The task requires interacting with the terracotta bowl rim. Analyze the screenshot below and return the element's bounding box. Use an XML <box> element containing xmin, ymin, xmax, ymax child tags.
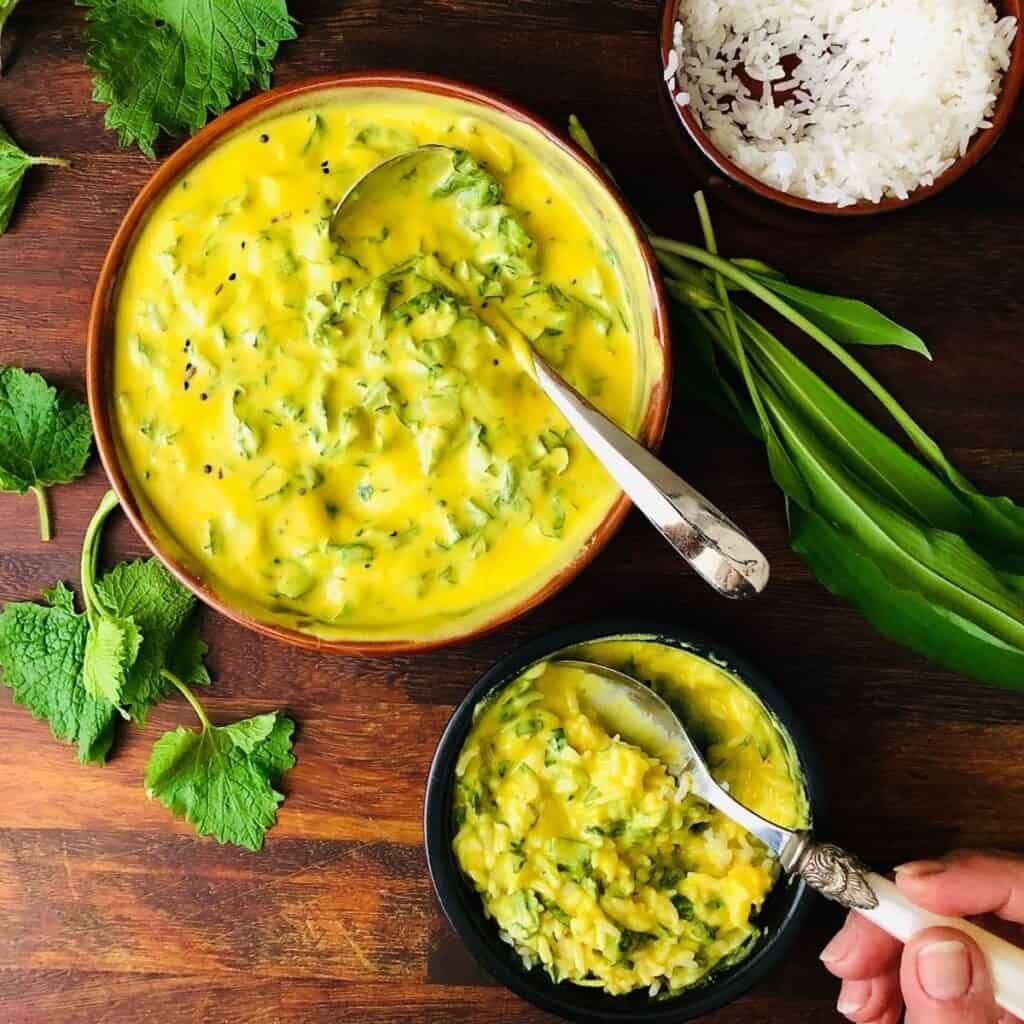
<box><xmin>658</xmin><ymin>0</ymin><xmax>1024</xmax><ymax>217</ymax></box>
<box><xmin>87</xmin><ymin>70</ymin><xmax>673</xmax><ymax>657</ymax></box>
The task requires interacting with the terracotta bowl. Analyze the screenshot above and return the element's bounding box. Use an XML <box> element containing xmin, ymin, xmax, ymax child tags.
<box><xmin>659</xmin><ymin>0</ymin><xmax>1024</xmax><ymax>216</ymax></box>
<box><xmin>87</xmin><ymin>71</ymin><xmax>672</xmax><ymax>657</ymax></box>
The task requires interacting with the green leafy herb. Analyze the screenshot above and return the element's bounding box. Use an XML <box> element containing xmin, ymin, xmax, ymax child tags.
<box><xmin>0</xmin><ymin>0</ymin><xmax>21</xmax><ymax>73</ymax></box>
<box><xmin>146</xmin><ymin>670</ymin><xmax>295</xmax><ymax>851</ymax></box>
<box><xmin>0</xmin><ymin>123</ymin><xmax>68</xmax><ymax>234</ymax></box>
<box><xmin>570</xmin><ymin>119</ymin><xmax>1024</xmax><ymax>691</ymax></box>
<box><xmin>0</xmin><ymin>366</ymin><xmax>91</xmax><ymax>540</ymax></box>
<box><xmin>0</xmin><ymin>491</ymin><xmax>207</xmax><ymax>760</ymax></box>
<box><xmin>79</xmin><ymin>0</ymin><xmax>297</xmax><ymax>157</ymax></box>
<box><xmin>0</xmin><ymin>582</ymin><xmax>117</xmax><ymax>763</ymax></box>
<box><xmin>618</xmin><ymin>929</ymin><xmax>656</xmax><ymax>954</ymax></box>
<box><xmin>79</xmin><ymin>492</ymin><xmax>142</xmax><ymax>706</ymax></box>
<box><xmin>0</xmin><ymin>493</ymin><xmax>291</xmax><ymax>850</ymax></box>
<box><xmin>741</xmin><ymin>268</ymin><xmax>931</xmax><ymax>358</ymax></box>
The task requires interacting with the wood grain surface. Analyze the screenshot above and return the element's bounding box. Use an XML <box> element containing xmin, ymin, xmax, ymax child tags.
<box><xmin>1</xmin><ymin>1</ymin><xmax>1023</xmax><ymax>1022</ymax></box>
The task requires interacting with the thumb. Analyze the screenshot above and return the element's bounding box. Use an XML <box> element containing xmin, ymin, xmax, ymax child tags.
<box><xmin>900</xmin><ymin>926</ymin><xmax>998</xmax><ymax>1024</ymax></box>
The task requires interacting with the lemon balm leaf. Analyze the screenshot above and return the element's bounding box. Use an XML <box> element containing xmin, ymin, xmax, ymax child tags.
<box><xmin>146</xmin><ymin>671</ymin><xmax>295</xmax><ymax>851</ymax></box>
<box><xmin>0</xmin><ymin>0</ymin><xmax>22</xmax><ymax>74</ymax></box>
<box><xmin>0</xmin><ymin>122</ymin><xmax>68</xmax><ymax>233</ymax></box>
<box><xmin>79</xmin><ymin>0</ymin><xmax>297</xmax><ymax>158</ymax></box>
<box><xmin>0</xmin><ymin>366</ymin><xmax>91</xmax><ymax>540</ymax></box>
<box><xmin>82</xmin><ymin>612</ymin><xmax>141</xmax><ymax>706</ymax></box>
<box><xmin>95</xmin><ymin>559</ymin><xmax>208</xmax><ymax>724</ymax></box>
<box><xmin>0</xmin><ymin>493</ymin><xmax>210</xmax><ymax>761</ymax></box>
<box><xmin>0</xmin><ymin>582</ymin><xmax>118</xmax><ymax>764</ymax></box>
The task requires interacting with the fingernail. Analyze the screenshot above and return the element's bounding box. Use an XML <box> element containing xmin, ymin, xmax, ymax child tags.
<box><xmin>895</xmin><ymin>860</ymin><xmax>947</xmax><ymax>878</ymax></box>
<box><xmin>917</xmin><ymin>939</ymin><xmax>971</xmax><ymax>1001</ymax></box>
<box><xmin>821</xmin><ymin>919</ymin><xmax>853</xmax><ymax>965</ymax></box>
<box><xmin>837</xmin><ymin>981</ymin><xmax>869</xmax><ymax>1015</ymax></box>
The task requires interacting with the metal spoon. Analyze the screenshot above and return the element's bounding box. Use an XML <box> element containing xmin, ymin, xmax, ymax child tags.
<box><xmin>330</xmin><ymin>145</ymin><xmax>769</xmax><ymax>599</ymax></box>
<box><xmin>560</xmin><ymin>658</ymin><xmax>1024</xmax><ymax>1017</ymax></box>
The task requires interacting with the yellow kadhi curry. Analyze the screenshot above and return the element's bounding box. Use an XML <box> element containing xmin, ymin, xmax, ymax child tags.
<box><xmin>452</xmin><ymin>638</ymin><xmax>809</xmax><ymax>996</ymax></box>
<box><xmin>111</xmin><ymin>89</ymin><xmax>660</xmax><ymax>642</ymax></box>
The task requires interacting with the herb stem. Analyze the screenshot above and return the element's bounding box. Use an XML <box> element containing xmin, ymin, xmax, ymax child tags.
<box><xmin>651</xmin><ymin>233</ymin><xmax>955</xmax><ymax>476</ymax></box>
<box><xmin>32</xmin><ymin>485</ymin><xmax>50</xmax><ymax>542</ymax></box>
<box><xmin>161</xmin><ymin>669</ymin><xmax>212</xmax><ymax>731</ymax></box>
<box><xmin>79</xmin><ymin>489</ymin><xmax>120</xmax><ymax>615</ymax></box>
<box><xmin>28</xmin><ymin>156</ymin><xmax>70</xmax><ymax>169</ymax></box>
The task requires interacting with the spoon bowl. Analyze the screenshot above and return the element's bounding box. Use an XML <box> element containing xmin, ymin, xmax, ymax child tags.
<box><xmin>557</xmin><ymin>657</ymin><xmax>1024</xmax><ymax>1017</ymax></box>
<box><xmin>330</xmin><ymin>144</ymin><xmax>770</xmax><ymax>599</ymax></box>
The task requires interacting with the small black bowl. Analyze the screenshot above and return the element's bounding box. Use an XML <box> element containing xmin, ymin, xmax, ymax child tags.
<box><xmin>424</xmin><ymin>619</ymin><xmax>825</xmax><ymax>1023</ymax></box>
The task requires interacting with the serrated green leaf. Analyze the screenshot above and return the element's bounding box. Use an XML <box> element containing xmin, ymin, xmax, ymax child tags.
<box><xmin>82</xmin><ymin>612</ymin><xmax>141</xmax><ymax>705</ymax></box>
<box><xmin>0</xmin><ymin>582</ymin><xmax>117</xmax><ymax>764</ymax></box>
<box><xmin>0</xmin><ymin>0</ymin><xmax>22</xmax><ymax>72</ymax></box>
<box><xmin>145</xmin><ymin>683</ymin><xmax>295</xmax><ymax>851</ymax></box>
<box><xmin>94</xmin><ymin>558</ymin><xmax>206</xmax><ymax>723</ymax></box>
<box><xmin>0</xmin><ymin>366</ymin><xmax>91</xmax><ymax>539</ymax></box>
<box><xmin>79</xmin><ymin>0</ymin><xmax>297</xmax><ymax>158</ymax></box>
<box><xmin>0</xmin><ymin>122</ymin><xmax>68</xmax><ymax>234</ymax></box>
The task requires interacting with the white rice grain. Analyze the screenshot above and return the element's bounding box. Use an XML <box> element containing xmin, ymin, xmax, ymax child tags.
<box><xmin>670</xmin><ymin>0</ymin><xmax>1017</xmax><ymax>205</ymax></box>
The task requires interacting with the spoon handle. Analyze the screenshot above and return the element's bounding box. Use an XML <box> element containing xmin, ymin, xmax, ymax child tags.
<box><xmin>783</xmin><ymin>837</ymin><xmax>1024</xmax><ymax>1017</ymax></box>
<box><xmin>530</xmin><ymin>353</ymin><xmax>769</xmax><ymax>599</ymax></box>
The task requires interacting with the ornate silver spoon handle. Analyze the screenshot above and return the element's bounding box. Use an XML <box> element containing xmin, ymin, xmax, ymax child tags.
<box><xmin>782</xmin><ymin>834</ymin><xmax>1024</xmax><ymax>1017</ymax></box>
<box><xmin>691</xmin><ymin>775</ymin><xmax>1024</xmax><ymax>1016</ymax></box>
<box><xmin>529</xmin><ymin>351</ymin><xmax>769</xmax><ymax>599</ymax></box>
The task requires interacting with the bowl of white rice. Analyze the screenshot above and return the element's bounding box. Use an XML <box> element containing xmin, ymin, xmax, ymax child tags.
<box><xmin>660</xmin><ymin>0</ymin><xmax>1022</xmax><ymax>214</ymax></box>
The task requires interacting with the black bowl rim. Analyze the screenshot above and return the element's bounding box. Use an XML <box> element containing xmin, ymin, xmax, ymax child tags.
<box><xmin>423</xmin><ymin>618</ymin><xmax>826</xmax><ymax>1023</ymax></box>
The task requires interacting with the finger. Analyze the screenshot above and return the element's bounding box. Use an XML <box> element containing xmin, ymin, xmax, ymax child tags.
<box><xmin>836</xmin><ymin>971</ymin><xmax>901</xmax><ymax>1022</ymax></box>
<box><xmin>896</xmin><ymin>850</ymin><xmax>1024</xmax><ymax>923</ymax></box>
<box><xmin>901</xmin><ymin>926</ymin><xmax>997</xmax><ymax>1024</ymax></box>
<box><xmin>861</xmin><ymin>1010</ymin><xmax>901</xmax><ymax>1024</ymax></box>
<box><xmin>821</xmin><ymin>911</ymin><xmax>903</xmax><ymax>980</ymax></box>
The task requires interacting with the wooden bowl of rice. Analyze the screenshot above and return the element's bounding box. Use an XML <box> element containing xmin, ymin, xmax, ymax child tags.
<box><xmin>659</xmin><ymin>0</ymin><xmax>1023</xmax><ymax>215</ymax></box>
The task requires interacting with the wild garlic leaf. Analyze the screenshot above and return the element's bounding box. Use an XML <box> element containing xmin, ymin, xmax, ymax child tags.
<box><xmin>146</xmin><ymin>672</ymin><xmax>295</xmax><ymax>851</ymax></box>
<box><xmin>0</xmin><ymin>366</ymin><xmax>92</xmax><ymax>541</ymax></box>
<box><xmin>735</xmin><ymin>307</ymin><xmax>1022</xmax><ymax>562</ymax></box>
<box><xmin>673</xmin><ymin>307</ymin><xmax>761</xmax><ymax>437</ymax></box>
<box><xmin>790</xmin><ymin>502</ymin><xmax>1024</xmax><ymax>691</ymax></box>
<box><xmin>0</xmin><ymin>123</ymin><xmax>68</xmax><ymax>233</ymax></box>
<box><xmin>746</xmin><ymin>272</ymin><xmax>931</xmax><ymax>359</ymax></box>
<box><xmin>0</xmin><ymin>582</ymin><xmax>117</xmax><ymax>763</ymax></box>
<box><xmin>79</xmin><ymin>0</ymin><xmax>297</xmax><ymax>158</ymax></box>
<box><xmin>761</xmin><ymin>382</ymin><xmax>1024</xmax><ymax>650</ymax></box>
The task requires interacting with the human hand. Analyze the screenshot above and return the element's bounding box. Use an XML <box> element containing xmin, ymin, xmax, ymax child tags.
<box><xmin>820</xmin><ymin>850</ymin><xmax>1024</xmax><ymax>1024</ymax></box>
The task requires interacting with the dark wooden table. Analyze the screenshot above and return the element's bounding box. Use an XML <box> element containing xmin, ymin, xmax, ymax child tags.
<box><xmin>1</xmin><ymin>2</ymin><xmax>1022</xmax><ymax>1021</ymax></box>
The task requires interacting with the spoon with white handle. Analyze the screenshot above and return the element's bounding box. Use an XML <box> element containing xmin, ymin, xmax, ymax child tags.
<box><xmin>330</xmin><ymin>145</ymin><xmax>769</xmax><ymax>598</ymax></box>
<box><xmin>560</xmin><ymin>658</ymin><xmax>1024</xmax><ymax>1017</ymax></box>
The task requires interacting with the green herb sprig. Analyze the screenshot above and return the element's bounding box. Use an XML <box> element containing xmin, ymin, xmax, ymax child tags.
<box><xmin>569</xmin><ymin>118</ymin><xmax>1024</xmax><ymax>690</ymax></box>
<box><xmin>0</xmin><ymin>366</ymin><xmax>91</xmax><ymax>540</ymax></box>
<box><xmin>0</xmin><ymin>123</ymin><xmax>67</xmax><ymax>235</ymax></box>
<box><xmin>79</xmin><ymin>0</ymin><xmax>297</xmax><ymax>157</ymax></box>
<box><xmin>0</xmin><ymin>491</ymin><xmax>295</xmax><ymax>848</ymax></box>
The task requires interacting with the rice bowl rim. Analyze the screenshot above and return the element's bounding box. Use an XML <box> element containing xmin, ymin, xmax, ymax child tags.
<box><xmin>658</xmin><ymin>0</ymin><xmax>1024</xmax><ymax>216</ymax></box>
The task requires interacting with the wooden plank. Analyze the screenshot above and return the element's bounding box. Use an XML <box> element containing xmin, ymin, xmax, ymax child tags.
<box><xmin>0</xmin><ymin>0</ymin><xmax>1023</xmax><ymax>1019</ymax></box>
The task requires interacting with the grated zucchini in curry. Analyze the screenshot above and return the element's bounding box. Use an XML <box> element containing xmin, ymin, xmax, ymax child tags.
<box><xmin>453</xmin><ymin>639</ymin><xmax>809</xmax><ymax>996</ymax></box>
<box><xmin>112</xmin><ymin>90</ymin><xmax>660</xmax><ymax>642</ymax></box>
